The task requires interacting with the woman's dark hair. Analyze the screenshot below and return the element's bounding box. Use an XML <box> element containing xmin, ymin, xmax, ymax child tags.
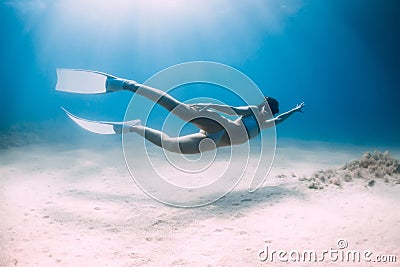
<box><xmin>258</xmin><ymin>96</ymin><xmax>279</xmax><ymax>115</ymax></box>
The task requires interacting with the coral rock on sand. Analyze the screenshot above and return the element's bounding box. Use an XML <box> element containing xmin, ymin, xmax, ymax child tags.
<box><xmin>301</xmin><ymin>151</ymin><xmax>400</xmax><ymax>189</ymax></box>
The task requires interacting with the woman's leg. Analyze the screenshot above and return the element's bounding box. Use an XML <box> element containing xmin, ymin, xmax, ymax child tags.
<box><xmin>124</xmin><ymin>81</ymin><xmax>228</xmax><ymax>134</ymax></box>
<box><xmin>130</xmin><ymin>125</ymin><xmax>213</xmax><ymax>154</ymax></box>
<box><xmin>130</xmin><ymin>125</ymin><xmax>173</xmax><ymax>151</ymax></box>
<box><xmin>124</xmin><ymin>82</ymin><xmax>194</xmax><ymax>120</ymax></box>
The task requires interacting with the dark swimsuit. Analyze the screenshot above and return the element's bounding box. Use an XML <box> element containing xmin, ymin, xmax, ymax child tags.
<box><xmin>204</xmin><ymin>113</ymin><xmax>260</xmax><ymax>147</ymax></box>
<box><xmin>241</xmin><ymin>114</ymin><xmax>261</xmax><ymax>140</ymax></box>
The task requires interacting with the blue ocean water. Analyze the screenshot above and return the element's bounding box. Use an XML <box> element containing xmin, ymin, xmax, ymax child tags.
<box><xmin>1</xmin><ymin>0</ymin><xmax>399</xmax><ymax>147</ymax></box>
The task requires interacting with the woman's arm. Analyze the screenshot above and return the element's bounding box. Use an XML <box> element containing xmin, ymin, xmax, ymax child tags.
<box><xmin>261</xmin><ymin>102</ymin><xmax>305</xmax><ymax>129</ymax></box>
<box><xmin>191</xmin><ymin>103</ymin><xmax>255</xmax><ymax>116</ymax></box>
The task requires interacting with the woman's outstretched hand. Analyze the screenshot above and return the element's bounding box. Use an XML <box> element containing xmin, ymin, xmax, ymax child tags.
<box><xmin>294</xmin><ymin>102</ymin><xmax>305</xmax><ymax>113</ymax></box>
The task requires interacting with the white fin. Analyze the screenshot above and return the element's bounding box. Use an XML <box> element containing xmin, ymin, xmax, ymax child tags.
<box><xmin>61</xmin><ymin>108</ymin><xmax>141</xmax><ymax>135</ymax></box>
<box><xmin>56</xmin><ymin>69</ymin><xmax>108</xmax><ymax>94</ymax></box>
<box><xmin>62</xmin><ymin>107</ymin><xmax>119</xmax><ymax>134</ymax></box>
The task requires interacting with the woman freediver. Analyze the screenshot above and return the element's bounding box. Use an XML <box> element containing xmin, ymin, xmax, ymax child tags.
<box><xmin>57</xmin><ymin>69</ymin><xmax>304</xmax><ymax>154</ymax></box>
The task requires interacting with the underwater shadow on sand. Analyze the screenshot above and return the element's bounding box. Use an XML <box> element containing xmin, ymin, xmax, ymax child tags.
<box><xmin>202</xmin><ymin>184</ymin><xmax>304</xmax><ymax>213</ymax></box>
<box><xmin>63</xmin><ymin>183</ymin><xmax>304</xmax><ymax>212</ymax></box>
<box><xmin>43</xmin><ymin>184</ymin><xmax>304</xmax><ymax>232</ymax></box>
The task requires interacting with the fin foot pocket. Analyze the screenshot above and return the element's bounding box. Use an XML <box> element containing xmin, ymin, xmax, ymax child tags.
<box><xmin>105</xmin><ymin>77</ymin><xmax>128</xmax><ymax>92</ymax></box>
<box><xmin>113</xmin><ymin>119</ymin><xmax>142</xmax><ymax>134</ymax></box>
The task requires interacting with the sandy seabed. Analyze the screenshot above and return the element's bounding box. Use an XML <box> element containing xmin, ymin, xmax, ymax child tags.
<box><xmin>0</xmin><ymin>138</ymin><xmax>399</xmax><ymax>266</ymax></box>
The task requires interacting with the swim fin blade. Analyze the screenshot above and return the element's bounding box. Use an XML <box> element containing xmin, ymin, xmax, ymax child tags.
<box><xmin>61</xmin><ymin>107</ymin><xmax>140</xmax><ymax>134</ymax></box>
<box><xmin>56</xmin><ymin>69</ymin><xmax>126</xmax><ymax>94</ymax></box>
